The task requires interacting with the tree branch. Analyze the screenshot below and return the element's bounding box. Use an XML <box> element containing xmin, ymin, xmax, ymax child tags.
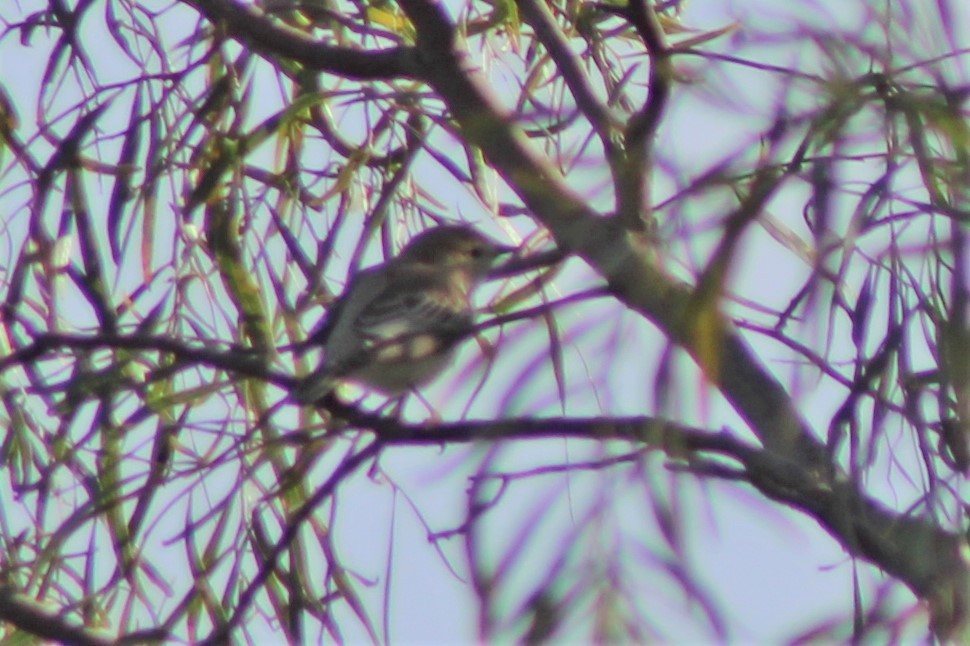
<box><xmin>386</xmin><ymin>0</ymin><xmax>970</xmax><ymax>637</ymax></box>
<box><xmin>179</xmin><ymin>0</ymin><xmax>419</xmax><ymax>79</ymax></box>
<box><xmin>0</xmin><ymin>332</ymin><xmax>296</xmax><ymax>390</ymax></box>
<box><xmin>616</xmin><ymin>0</ymin><xmax>671</xmax><ymax>230</ymax></box>
<box><xmin>0</xmin><ymin>587</ymin><xmax>119</xmax><ymax>646</ymax></box>
<box><xmin>513</xmin><ymin>0</ymin><xmax>617</xmax><ymax>146</ymax></box>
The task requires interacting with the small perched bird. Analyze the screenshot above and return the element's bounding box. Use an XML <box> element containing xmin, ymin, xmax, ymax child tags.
<box><xmin>294</xmin><ymin>224</ymin><xmax>515</xmax><ymax>403</ymax></box>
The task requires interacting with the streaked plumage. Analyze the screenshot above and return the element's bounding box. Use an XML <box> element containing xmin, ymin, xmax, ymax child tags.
<box><xmin>294</xmin><ymin>225</ymin><xmax>513</xmax><ymax>402</ymax></box>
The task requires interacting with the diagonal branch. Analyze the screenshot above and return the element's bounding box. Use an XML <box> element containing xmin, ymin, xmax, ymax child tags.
<box><xmin>390</xmin><ymin>0</ymin><xmax>970</xmax><ymax>637</ymax></box>
<box><xmin>396</xmin><ymin>0</ymin><xmax>818</xmax><ymax>462</ymax></box>
<box><xmin>0</xmin><ymin>586</ymin><xmax>166</xmax><ymax>646</ymax></box>
<box><xmin>180</xmin><ymin>0</ymin><xmax>419</xmax><ymax>79</ymax></box>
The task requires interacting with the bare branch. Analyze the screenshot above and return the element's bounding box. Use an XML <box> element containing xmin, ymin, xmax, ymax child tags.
<box><xmin>180</xmin><ymin>0</ymin><xmax>419</xmax><ymax>79</ymax></box>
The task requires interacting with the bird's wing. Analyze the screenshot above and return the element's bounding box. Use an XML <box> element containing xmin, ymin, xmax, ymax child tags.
<box><xmin>301</xmin><ymin>266</ymin><xmax>384</xmax><ymax>350</ymax></box>
<box><xmin>293</xmin><ymin>267</ymin><xmax>389</xmax><ymax>402</ymax></box>
<box><xmin>353</xmin><ymin>270</ymin><xmax>471</xmax><ymax>344</ymax></box>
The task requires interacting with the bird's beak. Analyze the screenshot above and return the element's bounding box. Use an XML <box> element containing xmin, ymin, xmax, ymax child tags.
<box><xmin>488</xmin><ymin>247</ymin><xmax>564</xmax><ymax>279</ymax></box>
<box><xmin>483</xmin><ymin>243</ymin><xmax>517</xmax><ymax>279</ymax></box>
<box><xmin>487</xmin><ymin>243</ymin><xmax>517</xmax><ymax>272</ymax></box>
<box><xmin>493</xmin><ymin>243</ymin><xmax>517</xmax><ymax>257</ymax></box>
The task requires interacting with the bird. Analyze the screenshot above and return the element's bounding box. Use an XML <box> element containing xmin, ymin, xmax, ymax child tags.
<box><xmin>293</xmin><ymin>224</ymin><xmax>515</xmax><ymax>403</ymax></box>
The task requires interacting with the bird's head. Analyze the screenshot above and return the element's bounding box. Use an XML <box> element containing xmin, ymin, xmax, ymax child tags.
<box><xmin>398</xmin><ymin>224</ymin><xmax>515</xmax><ymax>276</ymax></box>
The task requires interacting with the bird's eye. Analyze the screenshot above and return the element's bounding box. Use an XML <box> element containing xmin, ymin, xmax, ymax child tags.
<box><xmin>468</xmin><ymin>245</ymin><xmax>486</xmax><ymax>258</ymax></box>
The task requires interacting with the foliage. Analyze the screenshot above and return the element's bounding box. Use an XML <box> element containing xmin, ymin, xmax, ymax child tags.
<box><xmin>1</xmin><ymin>0</ymin><xmax>969</xmax><ymax>643</ymax></box>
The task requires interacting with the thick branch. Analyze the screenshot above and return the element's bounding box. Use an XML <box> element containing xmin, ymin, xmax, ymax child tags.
<box><xmin>396</xmin><ymin>0</ymin><xmax>815</xmax><ymax>461</ymax></box>
<box><xmin>180</xmin><ymin>0</ymin><xmax>419</xmax><ymax>79</ymax></box>
<box><xmin>0</xmin><ymin>587</ymin><xmax>114</xmax><ymax>646</ymax></box>
<box><xmin>389</xmin><ymin>0</ymin><xmax>970</xmax><ymax>637</ymax></box>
